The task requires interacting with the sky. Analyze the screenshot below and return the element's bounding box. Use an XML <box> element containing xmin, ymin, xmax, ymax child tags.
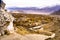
<box><xmin>3</xmin><ymin>0</ymin><xmax>60</xmax><ymax>8</ymax></box>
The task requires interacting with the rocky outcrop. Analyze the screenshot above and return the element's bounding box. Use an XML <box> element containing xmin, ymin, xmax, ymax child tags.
<box><xmin>0</xmin><ymin>1</ymin><xmax>15</xmax><ymax>36</ymax></box>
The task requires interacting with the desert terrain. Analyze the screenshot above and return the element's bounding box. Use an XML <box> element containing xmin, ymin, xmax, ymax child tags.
<box><xmin>0</xmin><ymin>12</ymin><xmax>60</xmax><ymax>40</ymax></box>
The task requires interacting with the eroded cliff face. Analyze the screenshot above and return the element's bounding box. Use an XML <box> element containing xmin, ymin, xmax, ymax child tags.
<box><xmin>0</xmin><ymin>1</ymin><xmax>7</xmax><ymax>36</ymax></box>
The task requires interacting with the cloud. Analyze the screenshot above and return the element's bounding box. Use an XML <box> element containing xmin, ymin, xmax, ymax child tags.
<box><xmin>3</xmin><ymin>0</ymin><xmax>60</xmax><ymax>8</ymax></box>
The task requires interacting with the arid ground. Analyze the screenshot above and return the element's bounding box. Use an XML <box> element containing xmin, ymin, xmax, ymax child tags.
<box><xmin>0</xmin><ymin>12</ymin><xmax>60</xmax><ymax>40</ymax></box>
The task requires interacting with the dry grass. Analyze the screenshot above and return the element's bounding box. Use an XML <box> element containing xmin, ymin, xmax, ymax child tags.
<box><xmin>12</xmin><ymin>13</ymin><xmax>60</xmax><ymax>40</ymax></box>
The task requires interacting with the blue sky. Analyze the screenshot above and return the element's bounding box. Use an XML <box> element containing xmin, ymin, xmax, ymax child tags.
<box><xmin>3</xmin><ymin>0</ymin><xmax>60</xmax><ymax>8</ymax></box>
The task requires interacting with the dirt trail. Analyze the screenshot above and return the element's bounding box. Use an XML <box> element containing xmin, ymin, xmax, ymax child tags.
<box><xmin>0</xmin><ymin>32</ymin><xmax>52</xmax><ymax>40</ymax></box>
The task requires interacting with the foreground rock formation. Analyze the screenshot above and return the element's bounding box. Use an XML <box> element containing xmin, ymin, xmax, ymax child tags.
<box><xmin>0</xmin><ymin>1</ymin><xmax>15</xmax><ymax>36</ymax></box>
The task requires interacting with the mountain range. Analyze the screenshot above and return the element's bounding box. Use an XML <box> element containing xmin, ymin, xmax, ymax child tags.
<box><xmin>7</xmin><ymin>5</ymin><xmax>60</xmax><ymax>13</ymax></box>
<box><xmin>51</xmin><ymin>10</ymin><xmax>60</xmax><ymax>15</ymax></box>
